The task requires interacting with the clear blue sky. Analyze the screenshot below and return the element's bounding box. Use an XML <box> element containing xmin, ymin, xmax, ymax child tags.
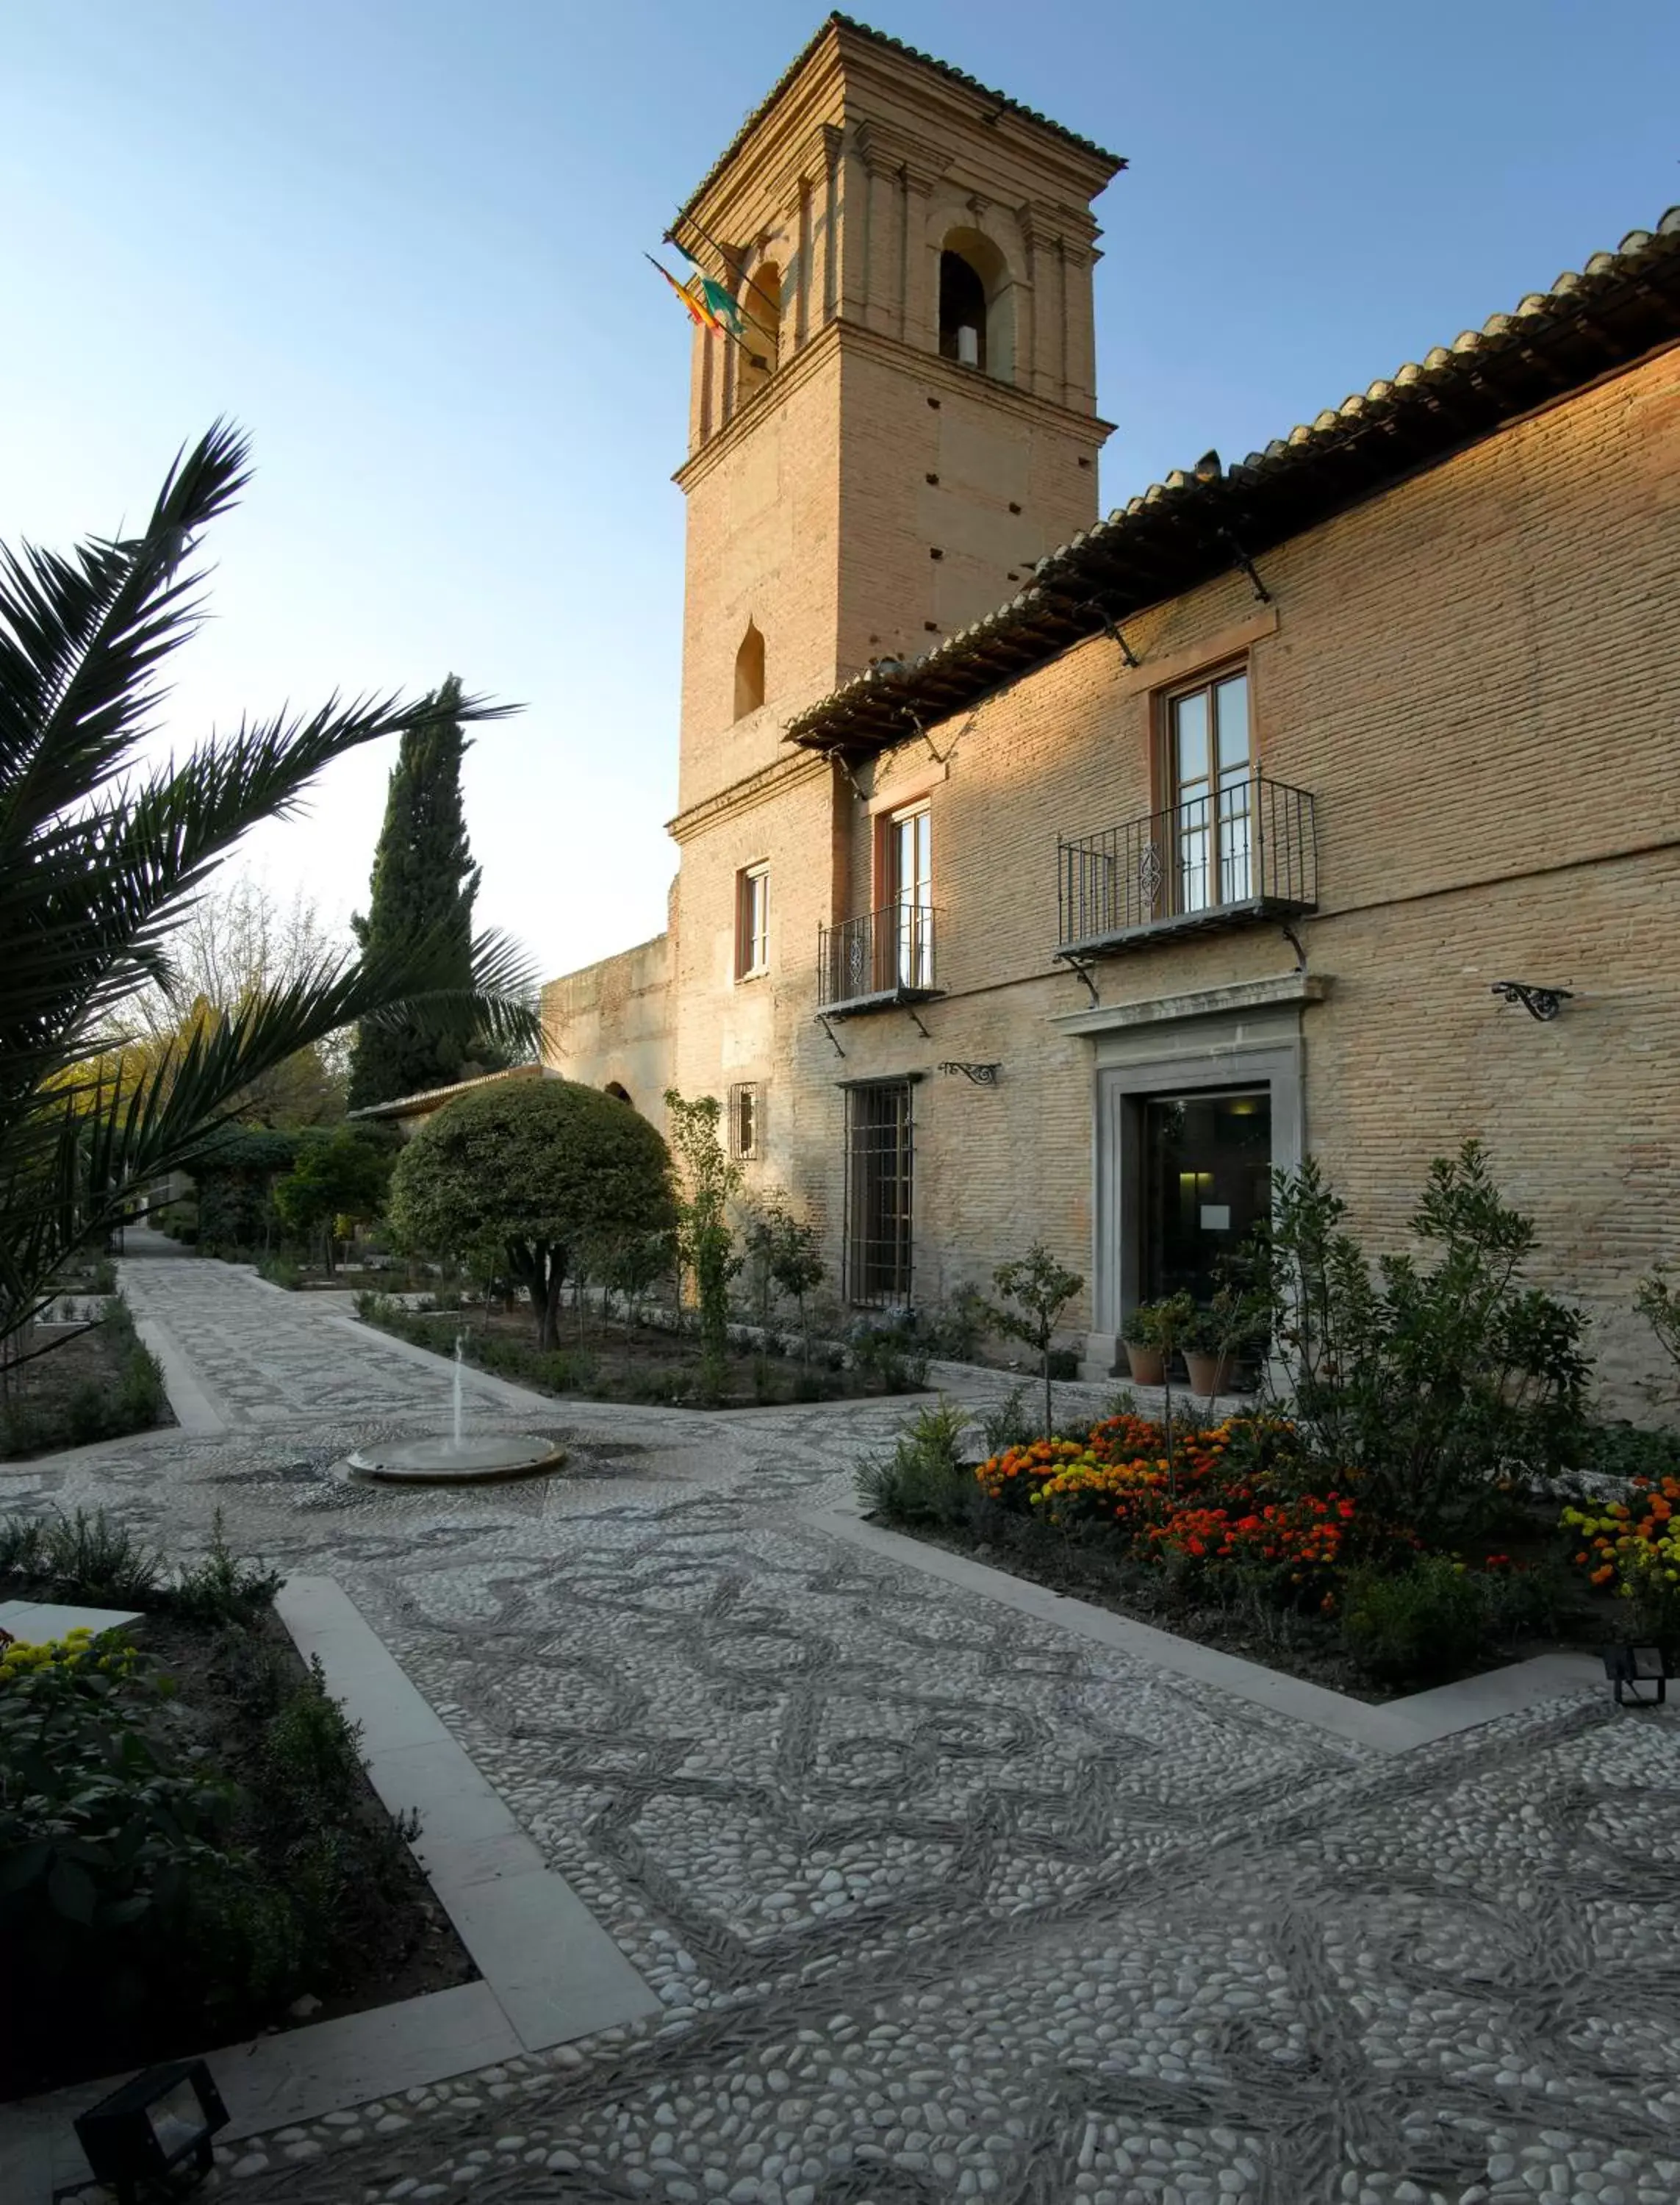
<box><xmin>6</xmin><ymin>1</ymin><xmax>1677</xmax><ymax>977</ymax></box>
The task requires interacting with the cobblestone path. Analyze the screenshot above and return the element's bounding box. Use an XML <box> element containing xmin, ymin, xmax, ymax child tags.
<box><xmin>6</xmin><ymin>1258</ymin><xmax>1679</xmax><ymax>2205</ymax></box>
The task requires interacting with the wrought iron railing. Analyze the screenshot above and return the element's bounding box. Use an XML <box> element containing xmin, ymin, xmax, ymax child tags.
<box><xmin>1058</xmin><ymin>774</ymin><xmax>1318</xmax><ymax>953</ymax></box>
<box><xmin>817</xmin><ymin>901</ymin><xmax>941</xmax><ymax>1010</ymax></box>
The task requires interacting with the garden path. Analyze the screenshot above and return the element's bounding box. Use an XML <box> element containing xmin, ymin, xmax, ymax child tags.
<box><xmin>4</xmin><ymin>1255</ymin><xmax>1679</xmax><ymax>2205</ymax></box>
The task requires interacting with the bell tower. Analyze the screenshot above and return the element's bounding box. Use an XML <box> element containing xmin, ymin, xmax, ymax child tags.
<box><xmin>670</xmin><ymin>15</ymin><xmax>1123</xmax><ymax>817</ymax></box>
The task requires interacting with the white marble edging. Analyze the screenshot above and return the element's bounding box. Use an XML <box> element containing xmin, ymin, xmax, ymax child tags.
<box><xmin>2</xmin><ymin>1577</ymin><xmax>658</xmax><ymax>2204</ymax></box>
<box><xmin>803</xmin><ymin>1509</ymin><xmax>1608</xmax><ymax>1755</ymax></box>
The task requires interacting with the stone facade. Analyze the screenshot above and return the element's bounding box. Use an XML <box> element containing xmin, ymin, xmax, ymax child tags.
<box><xmin>545</xmin><ymin>19</ymin><xmax>1680</xmax><ymax>1415</ymax></box>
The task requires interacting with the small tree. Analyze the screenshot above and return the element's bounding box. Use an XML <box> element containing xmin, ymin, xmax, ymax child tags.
<box><xmin>741</xmin><ymin>1191</ymin><xmax>826</xmax><ymax>1357</ymax></box>
<box><xmin>272</xmin><ymin>1130</ymin><xmax>392</xmax><ymax>1272</ymax></box>
<box><xmin>1256</xmin><ymin>1140</ymin><xmax>1590</xmax><ymax>1535</ymax></box>
<box><xmin>664</xmin><ymin>1091</ymin><xmax>742</xmax><ymax>1398</ymax></box>
<box><xmin>389</xmin><ymin>1079</ymin><xmax>674</xmax><ymax>1347</ymax></box>
<box><xmin>988</xmin><ymin>1243</ymin><xmax>1084</xmax><ymax>1439</ymax></box>
<box><xmin>1635</xmin><ymin>1266</ymin><xmax>1680</xmax><ymax>1408</ymax></box>
<box><xmin>768</xmin><ymin>1211</ymin><xmax>825</xmax><ymax>1364</ymax></box>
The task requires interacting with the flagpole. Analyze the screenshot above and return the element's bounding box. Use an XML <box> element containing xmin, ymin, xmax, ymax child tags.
<box><xmin>643</xmin><ymin>254</ymin><xmax>767</xmax><ymax>368</ymax></box>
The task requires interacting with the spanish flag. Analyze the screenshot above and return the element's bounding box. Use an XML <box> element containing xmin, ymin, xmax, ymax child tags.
<box><xmin>645</xmin><ymin>255</ymin><xmax>745</xmax><ymax>337</ymax></box>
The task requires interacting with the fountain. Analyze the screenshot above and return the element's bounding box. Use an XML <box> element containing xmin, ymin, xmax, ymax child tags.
<box><xmin>344</xmin><ymin>1332</ymin><xmax>566</xmax><ymax>1485</ymax></box>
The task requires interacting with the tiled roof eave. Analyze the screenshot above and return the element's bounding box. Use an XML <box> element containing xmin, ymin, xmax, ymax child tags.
<box><xmin>785</xmin><ymin>209</ymin><xmax>1680</xmax><ymax>756</ymax></box>
<box><xmin>674</xmin><ymin>12</ymin><xmax>1124</xmax><ymax>232</ymax></box>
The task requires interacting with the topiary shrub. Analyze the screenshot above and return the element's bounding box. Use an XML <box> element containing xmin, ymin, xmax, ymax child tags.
<box><xmin>388</xmin><ymin>1077</ymin><xmax>675</xmax><ymax>1349</ymax></box>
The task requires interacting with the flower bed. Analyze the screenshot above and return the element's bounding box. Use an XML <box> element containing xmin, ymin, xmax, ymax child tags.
<box><xmin>0</xmin><ymin>1513</ymin><xmax>473</xmax><ymax>2098</ymax></box>
<box><xmin>1562</xmin><ymin>1469</ymin><xmax>1680</xmax><ymax>1641</ymax></box>
<box><xmin>864</xmin><ymin>1404</ymin><xmax>1596</xmax><ymax>1696</ymax></box>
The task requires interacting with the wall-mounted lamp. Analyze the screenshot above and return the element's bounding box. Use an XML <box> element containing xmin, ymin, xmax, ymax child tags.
<box><xmin>1491</xmin><ymin>980</ymin><xmax>1573</xmax><ymax>1022</ymax></box>
<box><xmin>938</xmin><ymin>1061</ymin><xmax>1000</xmax><ymax>1086</ymax></box>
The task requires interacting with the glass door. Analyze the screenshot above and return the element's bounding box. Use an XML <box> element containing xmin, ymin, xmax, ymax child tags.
<box><xmin>1139</xmin><ymin>1088</ymin><xmax>1272</xmax><ymax>1304</ymax></box>
<box><xmin>1168</xmin><ymin>669</ymin><xmax>1252</xmax><ymax>914</ymax></box>
<box><xmin>889</xmin><ymin>804</ymin><xmax>933</xmax><ymax>990</ymax></box>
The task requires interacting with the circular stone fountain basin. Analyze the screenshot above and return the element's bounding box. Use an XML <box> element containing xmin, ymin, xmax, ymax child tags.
<box><xmin>345</xmin><ymin>1435</ymin><xmax>566</xmax><ymax>1485</ymax></box>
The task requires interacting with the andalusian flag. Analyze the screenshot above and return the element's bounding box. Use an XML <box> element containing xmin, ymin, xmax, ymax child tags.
<box><xmin>645</xmin><ymin>255</ymin><xmax>745</xmax><ymax>337</ymax></box>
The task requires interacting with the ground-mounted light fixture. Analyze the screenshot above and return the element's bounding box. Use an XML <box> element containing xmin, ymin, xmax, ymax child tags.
<box><xmin>73</xmin><ymin>2058</ymin><xmax>229</xmax><ymax>2204</ymax></box>
<box><xmin>1491</xmin><ymin>980</ymin><xmax>1573</xmax><ymax>1022</ymax></box>
<box><xmin>1603</xmin><ymin>1643</ymin><xmax>1673</xmax><ymax>1707</ymax></box>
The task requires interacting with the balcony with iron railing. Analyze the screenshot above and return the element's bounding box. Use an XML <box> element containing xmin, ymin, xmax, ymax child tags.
<box><xmin>816</xmin><ymin>900</ymin><xmax>944</xmax><ymax>1016</ymax></box>
<box><xmin>1056</xmin><ymin>773</ymin><xmax>1318</xmax><ymax>958</ymax></box>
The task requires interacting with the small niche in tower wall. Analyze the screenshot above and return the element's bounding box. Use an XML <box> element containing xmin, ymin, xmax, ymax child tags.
<box><xmin>1078</xmin><ymin>456</ymin><xmax>1091</xmax><ymax>469</ymax></box>
<box><xmin>925</xmin><ymin>473</ymin><xmax>939</xmax><ymax>485</ymax></box>
<box><xmin>929</xmin><ymin>548</ymin><xmax>943</xmax><ymax>560</ymax></box>
<box><xmin>927</xmin><ymin>396</ymin><xmax>941</xmax><ymax>409</ymax></box>
<box><xmin>924</xmin><ymin>620</ymin><xmax>939</xmax><ymax>632</ymax></box>
<box><xmin>1008</xmin><ymin>501</ymin><xmax>1022</xmax><ymax>514</ymax></box>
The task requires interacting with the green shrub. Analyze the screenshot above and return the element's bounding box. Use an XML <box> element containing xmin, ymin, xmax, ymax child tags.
<box><xmin>1259</xmin><ymin>1143</ymin><xmax>1590</xmax><ymax>1538</ymax></box>
<box><xmin>170</xmin><ymin>1513</ymin><xmax>284</xmax><ymax>1627</ymax></box>
<box><xmin>980</xmin><ymin>1382</ymin><xmax>1036</xmax><ymax>1455</ymax></box>
<box><xmin>849</xmin><ymin>1314</ymin><xmax>930</xmax><ymax>1392</ymax></box>
<box><xmin>258</xmin><ymin>1252</ymin><xmax>304</xmax><ymax>1290</ymax></box>
<box><xmin>856</xmin><ymin>1398</ymin><xmax>972</xmax><ymax>1525</ymax></box>
<box><xmin>40</xmin><ymin>1508</ymin><xmax>162</xmax><ymax>1605</ymax></box>
<box><xmin>1340</xmin><ymin>1557</ymin><xmax>1487</xmax><ymax>1682</ymax></box>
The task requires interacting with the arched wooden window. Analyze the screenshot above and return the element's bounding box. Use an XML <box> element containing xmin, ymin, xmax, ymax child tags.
<box><xmin>733</xmin><ymin>620</ymin><xmax>766</xmax><ymax>720</ymax></box>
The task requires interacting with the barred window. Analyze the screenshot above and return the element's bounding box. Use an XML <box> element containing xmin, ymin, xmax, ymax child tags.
<box><xmin>844</xmin><ymin>1080</ymin><xmax>913</xmax><ymax>1306</ymax></box>
<box><xmin>728</xmin><ymin>1080</ymin><xmax>762</xmax><ymax>1160</ymax></box>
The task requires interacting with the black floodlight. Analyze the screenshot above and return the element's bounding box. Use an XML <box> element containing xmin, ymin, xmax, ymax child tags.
<box><xmin>73</xmin><ymin>2058</ymin><xmax>229</xmax><ymax>2203</ymax></box>
<box><xmin>1603</xmin><ymin>1643</ymin><xmax>1673</xmax><ymax>1707</ymax></box>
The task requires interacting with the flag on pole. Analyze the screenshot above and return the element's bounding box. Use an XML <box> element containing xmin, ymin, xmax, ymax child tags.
<box><xmin>645</xmin><ymin>254</ymin><xmax>748</xmax><ymax>339</ymax></box>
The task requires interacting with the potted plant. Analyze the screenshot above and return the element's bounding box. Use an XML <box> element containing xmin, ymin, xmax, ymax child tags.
<box><xmin>1121</xmin><ymin>1302</ymin><xmax>1166</xmax><ymax>1386</ymax></box>
<box><xmin>1182</xmin><ymin>1287</ymin><xmax>1263</xmax><ymax>1400</ymax></box>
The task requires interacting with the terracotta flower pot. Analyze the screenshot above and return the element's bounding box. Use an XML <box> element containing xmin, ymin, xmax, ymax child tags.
<box><xmin>1124</xmin><ymin>1341</ymin><xmax>1166</xmax><ymax>1386</ymax></box>
<box><xmin>1184</xmin><ymin>1349</ymin><xmax>1235</xmax><ymax>1398</ymax></box>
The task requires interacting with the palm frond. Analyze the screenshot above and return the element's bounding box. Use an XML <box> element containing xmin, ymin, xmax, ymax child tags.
<box><xmin>0</xmin><ymin>425</ymin><xmax>537</xmax><ymax>1349</ymax></box>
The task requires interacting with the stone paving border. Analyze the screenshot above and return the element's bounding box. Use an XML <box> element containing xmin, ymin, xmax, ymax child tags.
<box><xmin>1</xmin><ymin>1577</ymin><xmax>659</xmax><ymax>2205</ymax></box>
<box><xmin>805</xmin><ymin>1507</ymin><xmax>1611</xmax><ymax>1754</ymax></box>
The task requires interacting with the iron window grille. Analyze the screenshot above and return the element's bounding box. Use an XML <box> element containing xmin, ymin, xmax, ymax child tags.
<box><xmin>844</xmin><ymin>1080</ymin><xmax>913</xmax><ymax>1307</ymax></box>
<box><xmin>728</xmin><ymin>1080</ymin><xmax>762</xmax><ymax>1160</ymax></box>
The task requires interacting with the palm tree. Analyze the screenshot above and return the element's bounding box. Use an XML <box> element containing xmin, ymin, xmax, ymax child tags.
<box><xmin>0</xmin><ymin>420</ymin><xmax>539</xmax><ymax>1353</ymax></box>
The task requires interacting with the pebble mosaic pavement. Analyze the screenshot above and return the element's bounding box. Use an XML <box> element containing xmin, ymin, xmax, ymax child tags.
<box><xmin>4</xmin><ymin>1248</ymin><xmax>1679</xmax><ymax>2205</ymax></box>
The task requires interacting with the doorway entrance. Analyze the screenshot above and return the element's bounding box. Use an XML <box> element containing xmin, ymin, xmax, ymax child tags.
<box><xmin>1138</xmin><ymin>1088</ymin><xmax>1271</xmax><ymax>1303</ymax></box>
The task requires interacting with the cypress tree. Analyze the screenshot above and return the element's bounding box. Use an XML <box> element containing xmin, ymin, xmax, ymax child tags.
<box><xmin>346</xmin><ymin>675</ymin><xmax>484</xmax><ymax>1109</ymax></box>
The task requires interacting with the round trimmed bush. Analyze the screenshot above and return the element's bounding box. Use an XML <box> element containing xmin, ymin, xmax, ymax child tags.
<box><xmin>387</xmin><ymin>1077</ymin><xmax>674</xmax><ymax>1346</ymax></box>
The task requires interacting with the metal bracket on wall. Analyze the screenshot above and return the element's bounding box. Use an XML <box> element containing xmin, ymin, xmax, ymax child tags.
<box><xmin>1060</xmin><ymin>954</ymin><xmax>1101</xmax><ymax>1008</ymax></box>
<box><xmin>938</xmin><ymin>1061</ymin><xmax>1001</xmax><ymax>1086</ymax></box>
<box><xmin>905</xmin><ymin>1005</ymin><xmax>933</xmax><ymax>1040</ymax></box>
<box><xmin>1077</xmin><ymin>600</ymin><xmax>1141</xmax><ymax>668</ymax></box>
<box><xmin>1282</xmin><ymin>922</ymin><xmax>1308</xmax><ymax>974</ymax></box>
<box><xmin>1491</xmin><ymin>980</ymin><xmax>1573</xmax><ymax>1022</ymax></box>
<box><xmin>1218</xmin><ymin>528</ymin><xmax>1273</xmax><ymax>605</ymax></box>
<box><xmin>816</xmin><ymin>1014</ymin><xmax>846</xmax><ymax>1058</ymax></box>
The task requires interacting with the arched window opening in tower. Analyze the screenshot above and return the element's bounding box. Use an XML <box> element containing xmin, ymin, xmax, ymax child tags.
<box><xmin>604</xmin><ymin>1082</ymin><xmax>632</xmax><ymax>1106</ymax></box>
<box><xmin>734</xmin><ymin>620</ymin><xmax>767</xmax><ymax>720</ymax></box>
<box><xmin>939</xmin><ymin>250</ymin><xmax>988</xmax><ymax>371</ymax></box>
<box><xmin>736</xmin><ymin>260</ymin><xmax>783</xmax><ymax>400</ymax></box>
<box><xmin>937</xmin><ymin>231</ymin><xmax>1014</xmax><ymax>383</ymax></box>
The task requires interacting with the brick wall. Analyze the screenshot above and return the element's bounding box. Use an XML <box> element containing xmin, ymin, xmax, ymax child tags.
<box><xmin>658</xmin><ymin>345</ymin><xmax>1680</xmax><ymax>1415</ymax></box>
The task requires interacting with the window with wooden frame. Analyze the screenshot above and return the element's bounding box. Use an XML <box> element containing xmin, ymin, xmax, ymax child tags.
<box><xmin>728</xmin><ymin>1081</ymin><xmax>762</xmax><ymax>1161</ymax></box>
<box><xmin>872</xmin><ymin>800</ymin><xmax>933</xmax><ymax>992</ymax></box>
<box><xmin>735</xmin><ymin>861</ymin><xmax>769</xmax><ymax>979</ymax></box>
<box><xmin>1159</xmin><ymin>663</ymin><xmax>1253</xmax><ymax>915</ymax></box>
